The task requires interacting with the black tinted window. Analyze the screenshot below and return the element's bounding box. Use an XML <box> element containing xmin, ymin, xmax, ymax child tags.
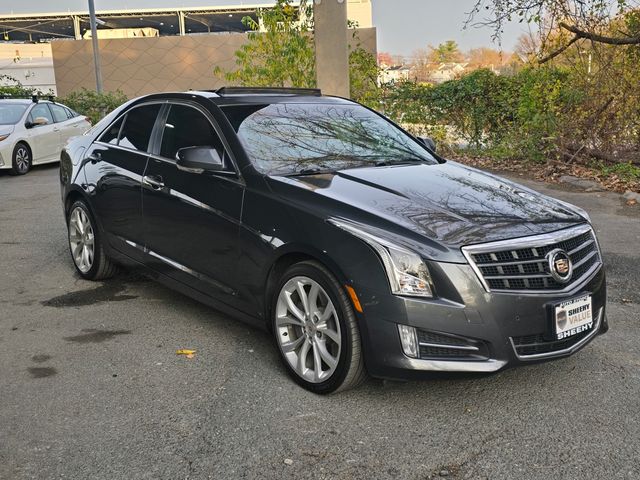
<box><xmin>30</xmin><ymin>104</ymin><xmax>54</xmax><ymax>125</ymax></box>
<box><xmin>160</xmin><ymin>104</ymin><xmax>224</xmax><ymax>160</ymax></box>
<box><xmin>119</xmin><ymin>104</ymin><xmax>161</xmax><ymax>152</ymax></box>
<box><xmin>99</xmin><ymin>117</ymin><xmax>124</xmax><ymax>145</ymax></box>
<box><xmin>49</xmin><ymin>104</ymin><xmax>69</xmax><ymax>123</ymax></box>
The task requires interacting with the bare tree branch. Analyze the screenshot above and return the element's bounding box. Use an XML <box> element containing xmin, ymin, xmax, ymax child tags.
<box><xmin>559</xmin><ymin>21</ymin><xmax>640</xmax><ymax>45</ymax></box>
<box><xmin>539</xmin><ymin>35</ymin><xmax>581</xmax><ymax>63</ymax></box>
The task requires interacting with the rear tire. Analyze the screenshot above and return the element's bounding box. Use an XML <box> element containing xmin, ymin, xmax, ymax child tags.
<box><xmin>10</xmin><ymin>142</ymin><xmax>31</xmax><ymax>175</ymax></box>
<box><xmin>272</xmin><ymin>260</ymin><xmax>367</xmax><ymax>394</ymax></box>
<box><xmin>67</xmin><ymin>200</ymin><xmax>118</xmax><ymax>280</ymax></box>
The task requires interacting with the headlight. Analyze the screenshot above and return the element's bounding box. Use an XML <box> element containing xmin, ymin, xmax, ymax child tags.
<box><xmin>555</xmin><ymin>198</ymin><xmax>591</xmax><ymax>223</ymax></box>
<box><xmin>0</xmin><ymin>134</ymin><xmax>10</xmax><ymax>142</ymax></box>
<box><xmin>329</xmin><ymin>219</ymin><xmax>434</xmax><ymax>297</ymax></box>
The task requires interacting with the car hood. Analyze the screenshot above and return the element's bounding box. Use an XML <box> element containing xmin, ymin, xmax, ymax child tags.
<box><xmin>0</xmin><ymin>124</ymin><xmax>15</xmax><ymax>136</ymax></box>
<box><xmin>267</xmin><ymin>161</ymin><xmax>585</xmax><ymax>261</ymax></box>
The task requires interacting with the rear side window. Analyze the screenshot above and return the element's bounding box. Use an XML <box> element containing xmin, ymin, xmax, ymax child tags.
<box><xmin>49</xmin><ymin>104</ymin><xmax>69</xmax><ymax>123</ymax></box>
<box><xmin>118</xmin><ymin>104</ymin><xmax>161</xmax><ymax>152</ymax></box>
<box><xmin>29</xmin><ymin>103</ymin><xmax>54</xmax><ymax>125</ymax></box>
<box><xmin>160</xmin><ymin>104</ymin><xmax>224</xmax><ymax>160</ymax></box>
<box><xmin>98</xmin><ymin>117</ymin><xmax>124</xmax><ymax>145</ymax></box>
<box><xmin>64</xmin><ymin>107</ymin><xmax>78</xmax><ymax>119</ymax></box>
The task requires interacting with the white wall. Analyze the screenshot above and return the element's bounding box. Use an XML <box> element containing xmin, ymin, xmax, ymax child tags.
<box><xmin>0</xmin><ymin>43</ymin><xmax>56</xmax><ymax>94</ymax></box>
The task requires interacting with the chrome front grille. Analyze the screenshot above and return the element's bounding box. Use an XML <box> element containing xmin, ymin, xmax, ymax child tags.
<box><xmin>462</xmin><ymin>224</ymin><xmax>602</xmax><ymax>293</ymax></box>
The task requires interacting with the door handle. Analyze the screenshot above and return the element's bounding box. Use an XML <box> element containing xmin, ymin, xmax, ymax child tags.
<box><xmin>142</xmin><ymin>175</ymin><xmax>165</xmax><ymax>190</ymax></box>
<box><xmin>88</xmin><ymin>151</ymin><xmax>101</xmax><ymax>164</ymax></box>
<box><xmin>53</xmin><ymin>127</ymin><xmax>60</xmax><ymax>132</ymax></box>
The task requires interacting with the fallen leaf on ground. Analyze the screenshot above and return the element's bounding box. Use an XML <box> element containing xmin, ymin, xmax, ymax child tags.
<box><xmin>176</xmin><ymin>349</ymin><xmax>196</xmax><ymax>357</ymax></box>
<box><xmin>627</xmin><ymin>199</ymin><xmax>637</xmax><ymax>206</ymax></box>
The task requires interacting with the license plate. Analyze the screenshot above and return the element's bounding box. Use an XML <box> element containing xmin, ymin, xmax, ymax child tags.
<box><xmin>554</xmin><ymin>294</ymin><xmax>593</xmax><ymax>340</ymax></box>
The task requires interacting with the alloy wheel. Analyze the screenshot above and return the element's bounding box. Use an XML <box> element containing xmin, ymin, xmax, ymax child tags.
<box><xmin>275</xmin><ymin>276</ymin><xmax>342</xmax><ymax>383</ymax></box>
<box><xmin>68</xmin><ymin>206</ymin><xmax>95</xmax><ymax>273</ymax></box>
<box><xmin>15</xmin><ymin>146</ymin><xmax>30</xmax><ymax>173</ymax></box>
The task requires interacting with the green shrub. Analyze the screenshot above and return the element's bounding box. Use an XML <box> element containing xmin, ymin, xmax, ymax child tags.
<box><xmin>58</xmin><ymin>88</ymin><xmax>128</xmax><ymax>124</ymax></box>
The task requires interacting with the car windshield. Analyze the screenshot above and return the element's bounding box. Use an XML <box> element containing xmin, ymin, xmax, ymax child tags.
<box><xmin>0</xmin><ymin>103</ymin><xmax>29</xmax><ymax>125</ymax></box>
<box><xmin>221</xmin><ymin>102</ymin><xmax>438</xmax><ymax>175</ymax></box>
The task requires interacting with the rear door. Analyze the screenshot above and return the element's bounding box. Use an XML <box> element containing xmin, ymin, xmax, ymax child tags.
<box><xmin>141</xmin><ymin>101</ymin><xmax>244</xmax><ymax>305</ymax></box>
<box><xmin>49</xmin><ymin>103</ymin><xmax>85</xmax><ymax>146</ymax></box>
<box><xmin>83</xmin><ymin>103</ymin><xmax>163</xmax><ymax>260</ymax></box>
<box><xmin>25</xmin><ymin>103</ymin><xmax>58</xmax><ymax>163</ymax></box>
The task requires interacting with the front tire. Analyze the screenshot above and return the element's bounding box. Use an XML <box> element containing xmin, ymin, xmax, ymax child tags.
<box><xmin>10</xmin><ymin>142</ymin><xmax>31</xmax><ymax>175</ymax></box>
<box><xmin>272</xmin><ymin>260</ymin><xmax>366</xmax><ymax>394</ymax></box>
<box><xmin>67</xmin><ymin>200</ymin><xmax>118</xmax><ymax>280</ymax></box>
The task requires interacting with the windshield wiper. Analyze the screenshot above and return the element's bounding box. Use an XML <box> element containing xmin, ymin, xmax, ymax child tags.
<box><xmin>373</xmin><ymin>157</ymin><xmax>431</xmax><ymax>167</ymax></box>
<box><xmin>284</xmin><ymin>167</ymin><xmax>338</xmax><ymax>177</ymax></box>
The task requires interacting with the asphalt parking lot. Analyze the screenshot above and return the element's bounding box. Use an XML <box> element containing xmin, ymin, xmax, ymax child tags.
<box><xmin>1</xmin><ymin>164</ymin><xmax>639</xmax><ymax>480</ymax></box>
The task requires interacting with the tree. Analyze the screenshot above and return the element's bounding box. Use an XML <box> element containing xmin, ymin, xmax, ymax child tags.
<box><xmin>468</xmin><ymin>0</ymin><xmax>640</xmax><ymax>62</ymax></box>
<box><xmin>428</xmin><ymin>40</ymin><xmax>464</xmax><ymax>63</ymax></box>
<box><xmin>409</xmin><ymin>47</ymin><xmax>432</xmax><ymax>82</ymax></box>
<box><xmin>0</xmin><ymin>75</ymin><xmax>42</xmax><ymax>96</ymax></box>
<box><xmin>215</xmin><ymin>0</ymin><xmax>316</xmax><ymax>87</ymax></box>
<box><xmin>467</xmin><ymin>47</ymin><xmax>506</xmax><ymax>69</ymax></box>
<box><xmin>377</xmin><ymin>52</ymin><xmax>394</xmax><ymax>66</ymax></box>
<box><xmin>215</xmin><ymin>0</ymin><xmax>380</xmax><ymax>106</ymax></box>
<box><xmin>514</xmin><ymin>33</ymin><xmax>540</xmax><ymax>63</ymax></box>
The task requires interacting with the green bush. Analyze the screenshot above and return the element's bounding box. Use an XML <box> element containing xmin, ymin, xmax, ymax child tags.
<box><xmin>58</xmin><ymin>88</ymin><xmax>128</xmax><ymax>124</ymax></box>
<box><xmin>0</xmin><ymin>75</ymin><xmax>50</xmax><ymax>97</ymax></box>
<box><xmin>382</xmin><ymin>67</ymin><xmax>592</xmax><ymax>163</ymax></box>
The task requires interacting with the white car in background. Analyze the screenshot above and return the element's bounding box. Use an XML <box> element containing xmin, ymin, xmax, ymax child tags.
<box><xmin>0</xmin><ymin>97</ymin><xmax>91</xmax><ymax>175</ymax></box>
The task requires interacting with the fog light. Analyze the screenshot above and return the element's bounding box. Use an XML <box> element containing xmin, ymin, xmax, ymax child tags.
<box><xmin>397</xmin><ymin>324</ymin><xmax>419</xmax><ymax>358</ymax></box>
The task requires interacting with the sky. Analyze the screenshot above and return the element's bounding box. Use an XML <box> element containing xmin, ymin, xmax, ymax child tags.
<box><xmin>0</xmin><ymin>0</ymin><xmax>529</xmax><ymax>55</ymax></box>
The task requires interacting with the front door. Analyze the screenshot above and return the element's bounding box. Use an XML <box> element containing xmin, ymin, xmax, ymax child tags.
<box><xmin>142</xmin><ymin>102</ymin><xmax>244</xmax><ymax>305</ymax></box>
<box><xmin>83</xmin><ymin>103</ymin><xmax>162</xmax><ymax>260</ymax></box>
<box><xmin>25</xmin><ymin>103</ymin><xmax>58</xmax><ymax>163</ymax></box>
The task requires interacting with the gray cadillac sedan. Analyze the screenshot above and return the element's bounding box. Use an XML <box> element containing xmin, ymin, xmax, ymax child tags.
<box><xmin>59</xmin><ymin>87</ymin><xmax>607</xmax><ymax>393</ymax></box>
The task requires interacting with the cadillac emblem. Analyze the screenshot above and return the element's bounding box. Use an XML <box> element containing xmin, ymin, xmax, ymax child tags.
<box><xmin>547</xmin><ymin>248</ymin><xmax>573</xmax><ymax>284</ymax></box>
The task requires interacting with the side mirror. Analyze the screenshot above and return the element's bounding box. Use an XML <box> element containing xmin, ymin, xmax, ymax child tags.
<box><xmin>33</xmin><ymin>116</ymin><xmax>50</xmax><ymax>126</ymax></box>
<box><xmin>176</xmin><ymin>146</ymin><xmax>224</xmax><ymax>174</ymax></box>
<box><xmin>418</xmin><ymin>136</ymin><xmax>436</xmax><ymax>152</ymax></box>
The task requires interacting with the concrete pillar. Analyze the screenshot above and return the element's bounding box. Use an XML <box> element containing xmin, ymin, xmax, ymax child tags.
<box><xmin>72</xmin><ymin>15</ymin><xmax>81</xmax><ymax>40</ymax></box>
<box><xmin>178</xmin><ymin>11</ymin><xmax>186</xmax><ymax>36</ymax></box>
<box><xmin>313</xmin><ymin>0</ymin><xmax>350</xmax><ymax>98</ymax></box>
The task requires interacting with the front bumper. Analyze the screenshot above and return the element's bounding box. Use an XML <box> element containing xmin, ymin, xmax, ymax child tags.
<box><xmin>356</xmin><ymin>262</ymin><xmax>607</xmax><ymax>381</ymax></box>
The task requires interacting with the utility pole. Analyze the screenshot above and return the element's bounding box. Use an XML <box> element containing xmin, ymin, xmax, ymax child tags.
<box><xmin>88</xmin><ymin>0</ymin><xmax>103</xmax><ymax>93</ymax></box>
<box><xmin>313</xmin><ymin>0</ymin><xmax>350</xmax><ymax>97</ymax></box>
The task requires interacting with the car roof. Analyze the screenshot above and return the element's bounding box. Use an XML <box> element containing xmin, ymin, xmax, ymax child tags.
<box><xmin>0</xmin><ymin>98</ymin><xmax>36</xmax><ymax>104</ymax></box>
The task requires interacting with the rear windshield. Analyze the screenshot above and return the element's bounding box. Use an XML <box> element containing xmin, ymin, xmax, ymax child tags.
<box><xmin>221</xmin><ymin>102</ymin><xmax>437</xmax><ymax>175</ymax></box>
<box><xmin>0</xmin><ymin>103</ymin><xmax>28</xmax><ymax>125</ymax></box>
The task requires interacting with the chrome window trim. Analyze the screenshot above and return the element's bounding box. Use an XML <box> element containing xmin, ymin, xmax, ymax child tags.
<box><xmin>510</xmin><ymin>307</ymin><xmax>603</xmax><ymax>361</ymax></box>
<box><xmin>461</xmin><ymin>223</ymin><xmax>602</xmax><ymax>295</ymax></box>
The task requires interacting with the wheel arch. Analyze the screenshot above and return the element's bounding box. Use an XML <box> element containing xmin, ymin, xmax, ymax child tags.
<box><xmin>63</xmin><ymin>187</ymin><xmax>103</xmax><ymax>233</ymax></box>
<box><xmin>263</xmin><ymin>245</ymin><xmax>351</xmax><ymax>331</ymax></box>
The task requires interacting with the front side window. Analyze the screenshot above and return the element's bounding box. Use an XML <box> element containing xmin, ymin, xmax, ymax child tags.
<box><xmin>29</xmin><ymin>104</ymin><xmax>54</xmax><ymax>126</ymax></box>
<box><xmin>160</xmin><ymin>104</ymin><xmax>225</xmax><ymax>162</ymax></box>
<box><xmin>221</xmin><ymin>103</ymin><xmax>437</xmax><ymax>175</ymax></box>
<box><xmin>49</xmin><ymin>104</ymin><xmax>70</xmax><ymax>123</ymax></box>
<box><xmin>0</xmin><ymin>103</ymin><xmax>29</xmax><ymax>125</ymax></box>
<box><xmin>118</xmin><ymin>104</ymin><xmax>161</xmax><ymax>152</ymax></box>
<box><xmin>98</xmin><ymin>117</ymin><xmax>124</xmax><ymax>145</ymax></box>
